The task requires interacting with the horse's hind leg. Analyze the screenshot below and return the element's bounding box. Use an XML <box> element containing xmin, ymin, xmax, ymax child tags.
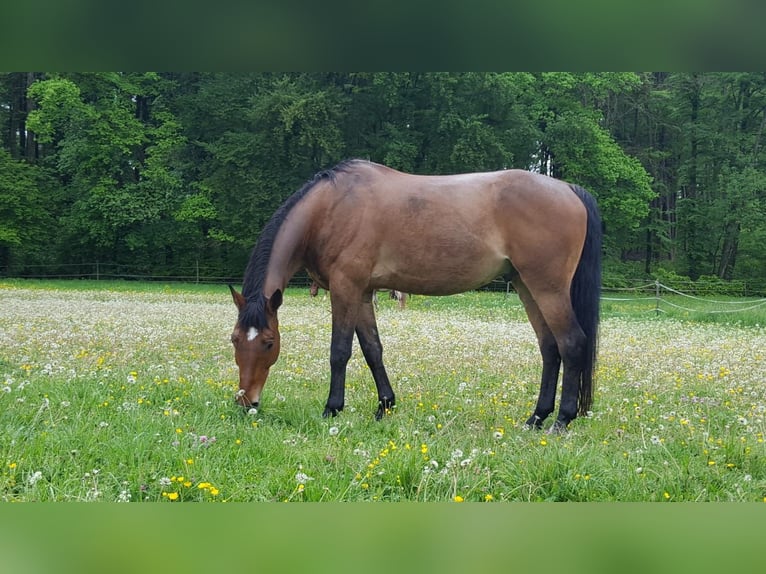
<box><xmin>530</xmin><ymin>289</ymin><xmax>587</xmax><ymax>431</ymax></box>
<box><xmin>356</xmin><ymin>293</ymin><xmax>395</xmax><ymax>420</ymax></box>
<box><xmin>514</xmin><ymin>279</ymin><xmax>561</xmax><ymax>429</ymax></box>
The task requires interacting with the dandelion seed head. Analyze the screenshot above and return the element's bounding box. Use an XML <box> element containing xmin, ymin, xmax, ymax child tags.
<box><xmin>295</xmin><ymin>472</ymin><xmax>313</xmax><ymax>485</ymax></box>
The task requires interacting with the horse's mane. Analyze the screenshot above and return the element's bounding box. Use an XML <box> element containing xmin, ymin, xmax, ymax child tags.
<box><xmin>238</xmin><ymin>159</ymin><xmax>365</xmax><ymax>329</ymax></box>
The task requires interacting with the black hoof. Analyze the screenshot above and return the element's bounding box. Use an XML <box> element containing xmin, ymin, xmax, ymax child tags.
<box><xmin>548</xmin><ymin>419</ymin><xmax>570</xmax><ymax>434</ymax></box>
<box><xmin>374</xmin><ymin>398</ymin><xmax>395</xmax><ymax>421</ymax></box>
<box><xmin>322</xmin><ymin>405</ymin><xmax>343</xmax><ymax>418</ymax></box>
<box><xmin>524</xmin><ymin>414</ymin><xmax>544</xmax><ymax>430</ymax></box>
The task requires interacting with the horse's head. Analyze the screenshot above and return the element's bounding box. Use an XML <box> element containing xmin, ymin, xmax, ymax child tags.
<box><xmin>229</xmin><ymin>286</ymin><xmax>283</xmax><ymax>410</ymax></box>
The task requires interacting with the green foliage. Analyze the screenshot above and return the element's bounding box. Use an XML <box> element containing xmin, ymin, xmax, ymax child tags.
<box><xmin>2</xmin><ymin>72</ymin><xmax>766</xmax><ymax>292</ymax></box>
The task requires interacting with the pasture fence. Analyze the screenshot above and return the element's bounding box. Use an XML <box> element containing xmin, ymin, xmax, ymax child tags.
<box><xmin>600</xmin><ymin>280</ymin><xmax>766</xmax><ymax>316</ymax></box>
<box><xmin>3</xmin><ymin>262</ymin><xmax>766</xmax><ymax>317</ymax></box>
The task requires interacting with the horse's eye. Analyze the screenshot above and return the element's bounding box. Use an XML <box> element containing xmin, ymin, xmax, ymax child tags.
<box><xmin>264</xmin><ymin>341</ymin><xmax>274</xmax><ymax>351</ymax></box>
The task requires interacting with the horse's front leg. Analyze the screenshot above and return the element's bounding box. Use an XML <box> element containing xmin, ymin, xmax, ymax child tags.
<box><xmin>355</xmin><ymin>294</ymin><xmax>395</xmax><ymax>420</ymax></box>
<box><xmin>323</xmin><ymin>288</ymin><xmax>360</xmax><ymax>418</ymax></box>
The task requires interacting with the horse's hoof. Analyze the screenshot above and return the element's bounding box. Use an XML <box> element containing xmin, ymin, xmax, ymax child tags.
<box><xmin>323</xmin><ymin>405</ymin><xmax>342</xmax><ymax>418</ymax></box>
<box><xmin>524</xmin><ymin>414</ymin><xmax>544</xmax><ymax>430</ymax></box>
<box><xmin>548</xmin><ymin>420</ymin><xmax>569</xmax><ymax>434</ymax></box>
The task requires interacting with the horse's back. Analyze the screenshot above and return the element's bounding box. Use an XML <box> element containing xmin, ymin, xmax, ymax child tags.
<box><xmin>305</xmin><ymin>161</ymin><xmax>588</xmax><ymax>295</ymax></box>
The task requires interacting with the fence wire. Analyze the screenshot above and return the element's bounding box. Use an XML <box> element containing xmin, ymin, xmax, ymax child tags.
<box><xmin>602</xmin><ymin>281</ymin><xmax>766</xmax><ymax>315</ymax></box>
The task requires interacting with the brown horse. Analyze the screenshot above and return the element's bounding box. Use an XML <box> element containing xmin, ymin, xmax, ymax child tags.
<box><xmin>229</xmin><ymin>159</ymin><xmax>601</xmax><ymax>431</ymax></box>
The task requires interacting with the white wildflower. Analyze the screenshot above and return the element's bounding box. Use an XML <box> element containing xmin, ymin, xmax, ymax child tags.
<box><xmin>295</xmin><ymin>472</ymin><xmax>313</xmax><ymax>485</ymax></box>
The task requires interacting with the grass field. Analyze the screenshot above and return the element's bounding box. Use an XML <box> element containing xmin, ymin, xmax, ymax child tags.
<box><xmin>1</xmin><ymin>280</ymin><xmax>765</xmax><ymax>502</ymax></box>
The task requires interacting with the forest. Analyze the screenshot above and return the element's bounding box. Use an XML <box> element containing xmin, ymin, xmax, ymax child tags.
<box><xmin>1</xmin><ymin>73</ymin><xmax>765</xmax><ymax>291</ymax></box>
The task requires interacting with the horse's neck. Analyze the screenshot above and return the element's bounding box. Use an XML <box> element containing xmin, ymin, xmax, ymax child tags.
<box><xmin>263</xmin><ymin>202</ymin><xmax>313</xmax><ymax>296</ymax></box>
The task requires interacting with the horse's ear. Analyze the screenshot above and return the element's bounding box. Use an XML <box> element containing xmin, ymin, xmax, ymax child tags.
<box><xmin>268</xmin><ymin>289</ymin><xmax>283</xmax><ymax>313</ymax></box>
<box><xmin>229</xmin><ymin>285</ymin><xmax>246</xmax><ymax>311</ymax></box>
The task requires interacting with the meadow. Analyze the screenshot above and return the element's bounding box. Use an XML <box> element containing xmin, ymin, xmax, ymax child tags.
<box><xmin>1</xmin><ymin>280</ymin><xmax>765</xmax><ymax>502</ymax></box>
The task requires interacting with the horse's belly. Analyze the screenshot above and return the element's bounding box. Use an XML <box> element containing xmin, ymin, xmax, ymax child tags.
<box><xmin>372</xmin><ymin>250</ymin><xmax>510</xmax><ymax>296</ymax></box>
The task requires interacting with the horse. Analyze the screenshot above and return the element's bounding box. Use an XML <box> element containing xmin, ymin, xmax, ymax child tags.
<box><xmin>229</xmin><ymin>159</ymin><xmax>601</xmax><ymax>431</ymax></box>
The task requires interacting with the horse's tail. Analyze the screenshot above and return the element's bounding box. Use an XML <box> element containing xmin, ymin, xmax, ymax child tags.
<box><xmin>569</xmin><ymin>184</ymin><xmax>602</xmax><ymax>416</ymax></box>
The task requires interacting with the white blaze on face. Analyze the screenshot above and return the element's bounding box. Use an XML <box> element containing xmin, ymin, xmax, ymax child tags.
<box><xmin>247</xmin><ymin>326</ymin><xmax>259</xmax><ymax>341</ymax></box>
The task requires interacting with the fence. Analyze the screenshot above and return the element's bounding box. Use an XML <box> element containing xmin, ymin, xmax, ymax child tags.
<box><xmin>601</xmin><ymin>281</ymin><xmax>766</xmax><ymax>316</ymax></box>
<box><xmin>4</xmin><ymin>263</ymin><xmax>766</xmax><ymax>316</ymax></box>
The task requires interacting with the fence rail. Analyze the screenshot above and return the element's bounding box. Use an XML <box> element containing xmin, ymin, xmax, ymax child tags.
<box><xmin>3</xmin><ymin>263</ymin><xmax>766</xmax><ymax>315</ymax></box>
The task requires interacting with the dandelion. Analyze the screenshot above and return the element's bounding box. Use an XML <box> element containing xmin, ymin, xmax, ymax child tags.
<box><xmin>663</xmin><ymin>492</ymin><xmax>670</xmax><ymax>500</ymax></box>
<box><xmin>247</xmin><ymin>407</ymin><xmax>258</xmax><ymax>415</ymax></box>
<box><xmin>650</xmin><ymin>435</ymin><xmax>662</xmax><ymax>445</ymax></box>
<box><xmin>295</xmin><ymin>472</ymin><xmax>313</xmax><ymax>485</ymax></box>
<box><xmin>329</xmin><ymin>426</ymin><xmax>340</xmax><ymax>436</ymax></box>
<box><xmin>453</xmin><ymin>495</ymin><xmax>464</xmax><ymax>502</ymax></box>
<box><xmin>738</xmin><ymin>416</ymin><xmax>748</xmax><ymax>425</ymax></box>
<box><xmin>484</xmin><ymin>494</ymin><xmax>494</xmax><ymax>502</ymax></box>
<box><xmin>159</xmin><ymin>477</ymin><xmax>171</xmax><ymax>486</ymax></box>
<box><xmin>539</xmin><ymin>438</ymin><xmax>547</xmax><ymax>446</ymax></box>
<box><xmin>167</xmin><ymin>492</ymin><xmax>179</xmax><ymax>501</ymax></box>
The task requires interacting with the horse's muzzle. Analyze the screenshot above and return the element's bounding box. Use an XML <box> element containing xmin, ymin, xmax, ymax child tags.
<box><xmin>235</xmin><ymin>398</ymin><xmax>259</xmax><ymax>410</ymax></box>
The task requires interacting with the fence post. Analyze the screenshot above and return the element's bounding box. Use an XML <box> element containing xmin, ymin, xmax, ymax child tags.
<box><xmin>96</xmin><ymin>262</ymin><xmax>99</xmax><ymax>281</ymax></box>
<box><xmin>196</xmin><ymin>259</ymin><xmax>200</xmax><ymax>284</ymax></box>
<box><xmin>655</xmin><ymin>280</ymin><xmax>660</xmax><ymax>316</ymax></box>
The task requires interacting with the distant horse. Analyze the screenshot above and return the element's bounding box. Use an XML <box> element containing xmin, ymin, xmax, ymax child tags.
<box><xmin>229</xmin><ymin>159</ymin><xmax>601</xmax><ymax>431</ymax></box>
<box><xmin>312</xmin><ymin>282</ymin><xmax>406</xmax><ymax>310</ymax></box>
<box><xmin>389</xmin><ymin>290</ymin><xmax>407</xmax><ymax>310</ymax></box>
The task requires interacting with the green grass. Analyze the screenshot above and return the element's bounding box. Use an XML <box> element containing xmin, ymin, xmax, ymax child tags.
<box><xmin>1</xmin><ymin>281</ymin><xmax>765</xmax><ymax>501</ymax></box>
